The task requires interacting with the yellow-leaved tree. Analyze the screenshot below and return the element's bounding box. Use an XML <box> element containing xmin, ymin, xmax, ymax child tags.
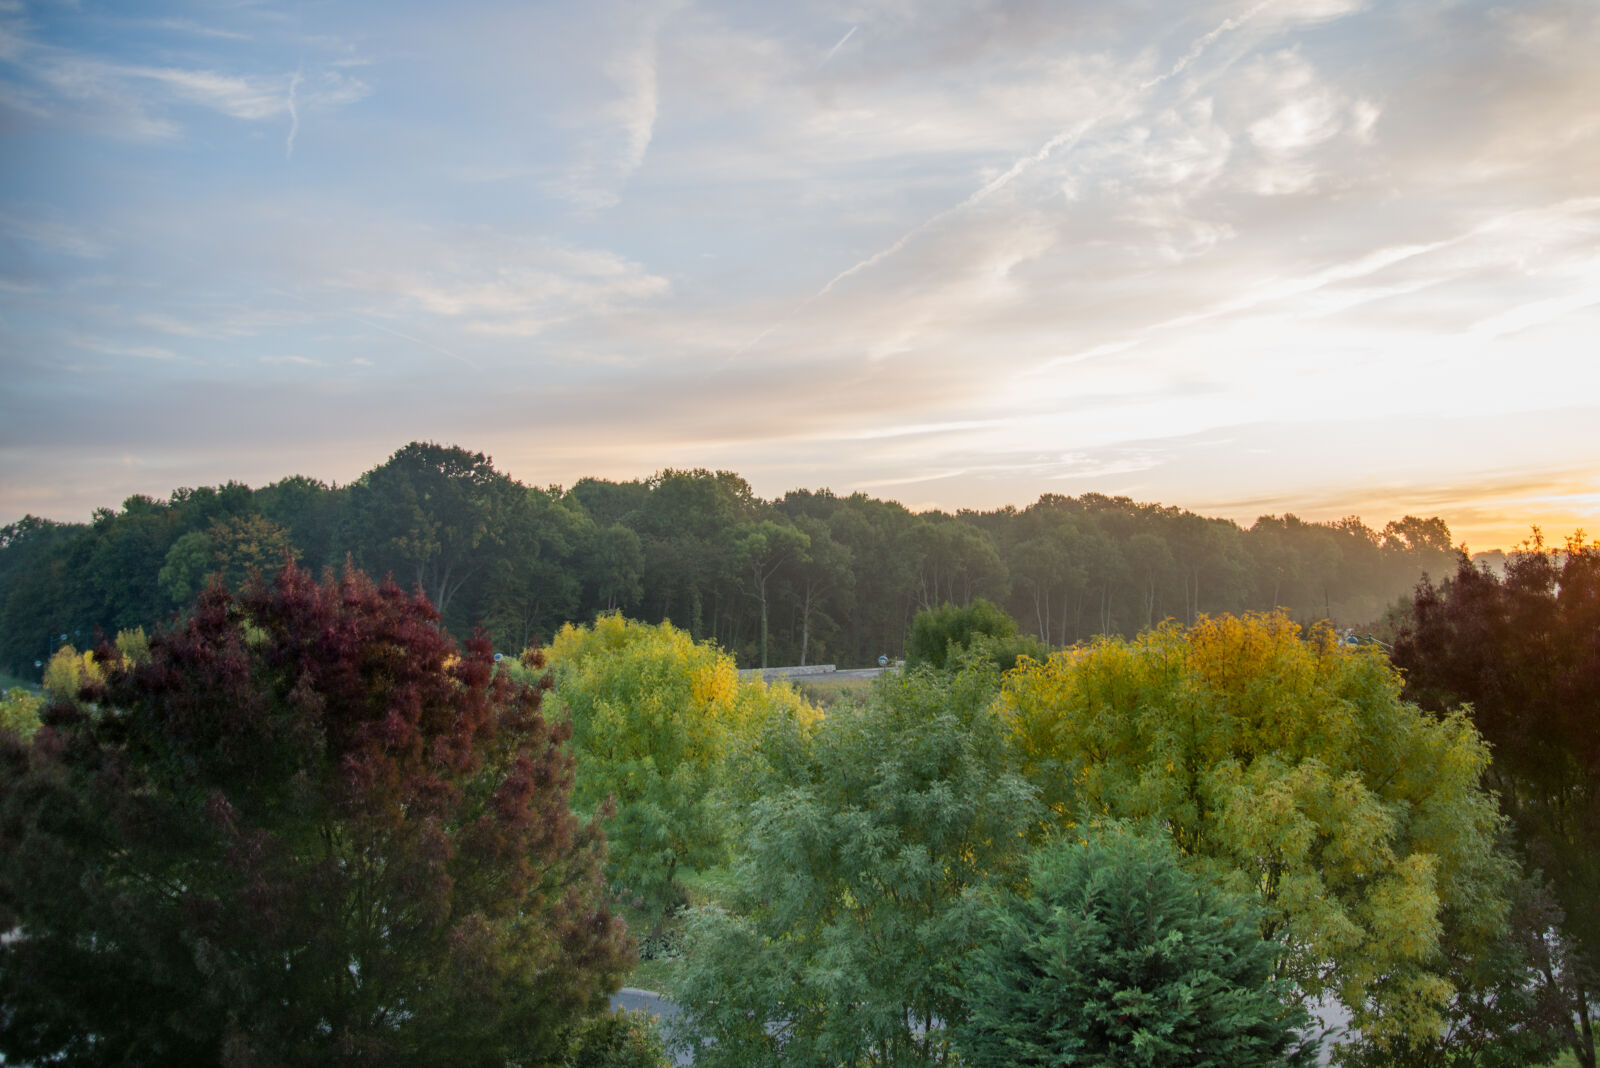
<box><xmin>42</xmin><ymin>645</ymin><xmax>105</xmax><ymax>703</ymax></box>
<box><xmin>999</xmin><ymin>612</ymin><xmax>1508</xmax><ymax>1050</ymax></box>
<box><xmin>548</xmin><ymin>614</ymin><xmax>815</xmax><ymax>930</ymax></box>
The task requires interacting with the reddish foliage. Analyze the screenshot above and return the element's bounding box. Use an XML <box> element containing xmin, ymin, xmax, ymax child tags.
<box><xmin>1393</xmin><ymin>537</ymin><xmax>1600</xmax><ymax>1064</ymax></box>
<box><xmin>0</xmin><ymin>562</ymin><xmax>630</xmax><ymax>1066</ymax></box>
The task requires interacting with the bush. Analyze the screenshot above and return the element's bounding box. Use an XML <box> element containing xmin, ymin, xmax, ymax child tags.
<box><xmin>906</xmin><ymin>598</ymin><xmax>1028</xmax><ymax>670</ymax></box>
<box><xmin>0</xmin><ymin>687</ymin><xmax>41</xmax><ymax>742</ymax></box>
<box><xmin>565</xmin><ymin>1008</ymin><xmax>672</xmax><ymax>1068</ymax></box>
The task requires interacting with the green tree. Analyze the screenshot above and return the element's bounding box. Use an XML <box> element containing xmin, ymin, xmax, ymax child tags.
<box><xmin>0</xmin><ymin>564</ymin><xmax>630</xmax><ymax>1066</ymax></box>
<box><xmin>548</xmin><ymin>615</ymin><xmax>787</xmax><ymax>928</ymax></box>
<box><xmin>481</xmin><ymin>487</ymin><xmax>592</xmax><ymax>651</ymax></box>
<box><xmin>999</xmin><ymin>613</ymin><xmax>1510</xmax><ymax>1050</ymax></box>
<box><xmin>585</xmin><ymin>523</ymin><xmax>645</xmax><ymax>614</ymax></box>
<box><xmin>955</xmin><ymin>825</ymin><xmax>1314</xmax><ymax>1067</ymax></box>
<box><xmin>341</xmin><ymin>442</ymin><xmax>521</xmax><ymax>627</ymax></box>
<box><xmin>1335</xmin><ymin>864</ymin><xmax>1572</xmax><ymax>1068</ymax></box>
<box><xmin>731</xmin><ymin>518</ymin><xmax>809</xmax><ymax>669</ymax></box>
<box><xmin>158</xmin><ymin>515</ymin><xmax>299</xmax><ymax>605</ymax></box>
<box><xmin>673</xmin><ymin>665</ymin><xmax>1039</xmax><ymax>1066</ymax></box>
<box><xmin>157</xmin><ymin>528</ymin><xmax>214</xmax><ymax>604</ymax></box>
<box><xmin>906</xmin><ymin>598</ymin><xmax>1028</xmax><ymax>671</ymax></box>
<box><xmin>783</xmin><ymin>514</ymin><xmax>854</xmax><ymax>667</ymax></box>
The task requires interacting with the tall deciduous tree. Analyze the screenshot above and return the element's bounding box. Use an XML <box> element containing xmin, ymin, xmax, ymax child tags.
<box><xmin>784</xmin><ymin>515</ymin><xmax>853</xmax><ymax>667</ymax></box>
<box><xmin>731</xmin><ymin>518</ymin><xmax>808</xmax><ymax>669</ymax></box>
<box><xmin>0</xmin><ymin>564</ymin><xmax>630</xmax><ymax>1066</ymax></box>
<box><xmin>548</xmin><ymin>615</ymin><xmax>788</xmax><ymax>928</ymax></box>
<box><xmin>1392</xmin><ymin>535</ymin><xmax>1600</xmax><ymax>1067</ymax></box>
<box><xmin>673</xmin><ymin>665</ymin><xmax>1038</xmax><ymax>1067</ymax></box>
<box><xmin>999</xmin><ymin>613</ymin><xmax>1510</xmax><ymax>1050</ymax></box>
<box><xmin>341</xmin><ymin>442</ymin><xmax>519</xmax><ymax>626</ymax></box>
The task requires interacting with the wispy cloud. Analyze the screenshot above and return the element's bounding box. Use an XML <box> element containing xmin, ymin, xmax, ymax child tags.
<box><xmin>2</xmin><ymin>20</ymin><xmax>366</xmax><ymax>142</ymax></box>
<box><xmin>147</xmin><ymin>17</ymin><xmax>250</xmax><ymax>42</ymax></box>
<box><xmin>69</xmin><ymin>335</ymin><xmax>178</xmax><ymax>361</ymax></box>
<box><xmin>0</xmin><ymin>213</ymin><xmax>107</xmax><ymax>258</ymax></box>
<box><xmin>819</xmin><ymin>25</ymin><xmax>856</xmax><ymax>67</ymax></box>
<box><xmin>285</xmin><ymin>67</ymin><xmax>301</xmax><ymax>159</ymax></box>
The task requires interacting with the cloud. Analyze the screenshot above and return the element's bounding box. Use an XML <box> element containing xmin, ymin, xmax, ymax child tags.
<box><xmin>0</xmin><ymin>213</ymin><xmax>107</xmax><ymax>257</ymax></box>
<box><xmin>332</xmin><ymin>236</ymin><xmax>670</xmax><ymax>338</ymax></box>
<box><xmin>285</xmin><ymin>67</ymin><xmax>301</xmax><ymax>158</ymax></box>
<box><xmin>547</xmin><ymin>4</ymin><xmax>676</xmax><ymax>208</ymax></box>
<box><xmin>0</xmin><ymin>19</ymin><xmax>367</xmax><ymax>142</ymax></box>
<box><xmin>73</xmin><ymin>338</ymin><xmax>177</xmax><ymax>361</ymax></box>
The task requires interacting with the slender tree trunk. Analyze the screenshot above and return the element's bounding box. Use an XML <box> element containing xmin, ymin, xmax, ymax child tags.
<box><xmin>799</xmin><ymin>583</ymin><xmax>815</xmax><ymax>666</ymax></box>
<box><xmin>1577</xmin><ymin>986</ymin><xmax>1596</xmax><ymax>1068</ymax></box>
<box><xmin>759</xmin><ymin>590</ymin><xmax>769</xmax><ymax>669</ymax></box>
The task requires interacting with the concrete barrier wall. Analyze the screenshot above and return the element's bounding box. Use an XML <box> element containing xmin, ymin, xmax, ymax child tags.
<box><xmin>737</xmin><ymin>664</ymin><xmax>837</xmax><ymax>682</ymax></box>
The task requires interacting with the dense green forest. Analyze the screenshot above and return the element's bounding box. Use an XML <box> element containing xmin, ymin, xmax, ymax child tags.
<box><xmin>0</xmin><ymin>441</ymin><xmax>1461</xmax><ymax>677</ymax></box>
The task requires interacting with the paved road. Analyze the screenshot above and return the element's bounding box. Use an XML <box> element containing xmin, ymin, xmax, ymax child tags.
<box><xmin>827</xmin><ymin>667</ymin><xmax>890</xmax><ymax>681</ymax></box>
<box><xmin>610</xmin><ymin>988</ymin><xmax>692</xmax><ymax>1065</ymax></box>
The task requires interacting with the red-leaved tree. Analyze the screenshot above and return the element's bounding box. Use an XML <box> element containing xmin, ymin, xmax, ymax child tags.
<box><xmin>0</xmin><ymin>563</ymin><xmax>631</xmax><ymax>1066</ymax></box>
<box><xmin>1393</xmin><ymin>534</ymin><xmax>1600</xmax><ymax>1067</ymax></box>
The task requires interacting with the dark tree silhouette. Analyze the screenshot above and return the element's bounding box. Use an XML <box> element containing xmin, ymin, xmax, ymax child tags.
<box><xmin>1393</xmin><ymin>534</ymin><xmax>1600</xmax><ymax>1068</ymax></box>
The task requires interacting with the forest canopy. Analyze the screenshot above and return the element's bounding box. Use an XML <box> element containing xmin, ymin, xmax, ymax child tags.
<box><xmin>0</xmin><ymin>442</ymin><xmax>1461</xmax><ymax>678</ymax></box>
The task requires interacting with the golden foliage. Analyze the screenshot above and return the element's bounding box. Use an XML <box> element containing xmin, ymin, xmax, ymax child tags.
<box><xmin>999</xmin><ymin>612</ymin><xmax>1507</xmax><ymax>1047</ymax></box>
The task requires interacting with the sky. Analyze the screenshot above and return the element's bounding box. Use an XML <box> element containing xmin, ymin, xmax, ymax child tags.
<box><xmin>2</xmin><ymin>0</ymin><xmax>1598</xmax><ymax>552</ymax></box>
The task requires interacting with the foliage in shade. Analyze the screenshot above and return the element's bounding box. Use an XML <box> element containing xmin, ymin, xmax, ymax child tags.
<box><xmin>1334</xmin><ymin>866</ymin><xmax>1573</xmax><ymax>1068</ymax></box>
<box><xmin>954</xmin><ymin>826</ymin><xmax>1314</xmax><ymax>1068</ymax></box>
<box><xmin>998</xmin><ymin>612</ymin><xmax>1511</xmax><ymax>1049</ymax></box>
<box><xmin>0</xmin><ymin>563</ymin><xmax>631</xmax><ymax>1067</ymax></box>
<box><xmin>671</xmin><ymin>664</ymin><xmax>1039</xmax><ymax>1066</ymax></box>
<box><xmin>1392</xmin><ymin>535</ymin><xmax>1600</xmax><ymax>1068</ymax></box>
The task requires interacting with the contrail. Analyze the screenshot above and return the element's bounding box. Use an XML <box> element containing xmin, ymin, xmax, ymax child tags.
<box><xmin>820</xmin><ymin>25</ymin><xmax>856</xmax><ymax>67</ymax></box>
<box><xmin>285</xmin><ymin>67</ymin><xmax>302</xmax><ymax>160</ymax></box>
<box><xmin>730</xmin><ymin>3</ymin><xmax>1272</xmax><ymax>357</ymax></box>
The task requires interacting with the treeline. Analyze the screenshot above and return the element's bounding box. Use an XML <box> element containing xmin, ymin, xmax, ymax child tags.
<box><xmin>0</xmin><ymin>441</ymin><xmax>1461</xmax><ymax>676</ymax></box>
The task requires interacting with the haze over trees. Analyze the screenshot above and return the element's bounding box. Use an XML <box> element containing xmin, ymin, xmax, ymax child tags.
<box><xmin>0</xmin><ymin>442</ymin><xmax>1461</xmax><ymax>678</ymax></box>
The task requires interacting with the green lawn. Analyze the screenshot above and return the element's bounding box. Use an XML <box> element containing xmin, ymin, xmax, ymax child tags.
<box><xmin>1543</xmin><ymin>1039</ymin><xmax>1598</xmax><ymax>1068</ymax></box>
<box><xmin>0</xmin><ymin>670</ymin><xmax>39</xmax><ymax>692</ymax></box>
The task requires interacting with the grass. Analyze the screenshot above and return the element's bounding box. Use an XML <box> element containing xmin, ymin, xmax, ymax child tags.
<box><xmin>792</xmin><ymin>674</ymin><xmax>877</xmax><ymax>708</ymax></box>
<box><xmin>1542</xmin><ymin>1038</ymin><xmax>1598</xmax><ymax>1068</ymax></box>
<box><xmin>0</xmin><ymin>670</ymin><xmax>39</xmax><ymax>692</ymax></box>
